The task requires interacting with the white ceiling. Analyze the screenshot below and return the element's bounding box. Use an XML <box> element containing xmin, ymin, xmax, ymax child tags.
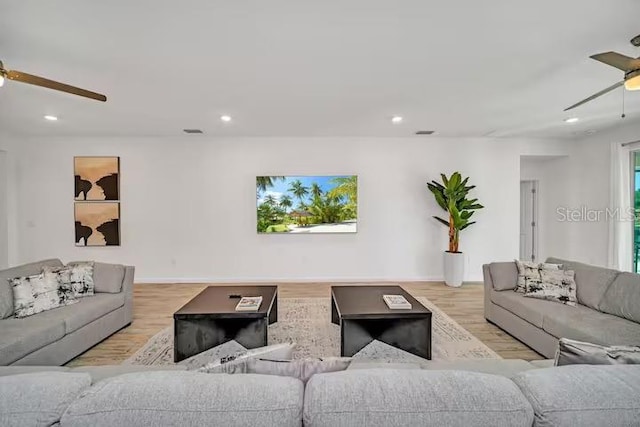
<box><xmin>1</xmin><ymin>0</ymin><xmax>640</xmax><ymax>138</ymax></box>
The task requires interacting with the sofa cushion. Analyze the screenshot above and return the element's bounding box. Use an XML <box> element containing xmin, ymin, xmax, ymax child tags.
<box><xmin>512</xmin><ymin>365</ymin><xmax>640</xmax><ymax>426</ymax></box>
<box><xmin>0</xmin><ymin>365</ymin><xmax>187</xmax><ymax>383</ymax></box>
<box><xmin>60</xmin><ymin>371</ymin><xmax>303</xmax><ymax>427</ymax></box>
<box><xmin>0</xmin><ymin>315</ymin><xmax>66</xmax><ymax>365</ymax></box>
<box><xmin>0</xmin><ymin>366</ymin><xmax>70</xmax><ymax>377</ymax></box>
<box><xmin>421</xmin><ymin>359</ymin><xmax>537</xmax><ymax>377</ymax></box>
<box><xmin>546</xmin><ymin>257</ymin><xmax>619</xmax><ymax>309</ymax></box>
<box><xmin>490</xmin><ymin>289</ymin><xmax>559</xmax><ymax>328</ymax></box>
<box><xmin>64</xmin><ymin>293</ymin><xmax>125</xmax><ymax>333</ymax></box>
<box><xmin>347</xmin><ymin>362</ymin><xmax>421</xmax><ymax>370</ymax></box>
<box><xmin>0</xmin><ymin>259</ymin><xmax>63</xmax><ymax>319</ymax></box>
<box><xmin>0</xmin><ymin>372</ymin><xmax>91</xmax><ymax>427</ymax></box>
<box><xmin>9</xmin><ymin>292</ymin><xmax>125</xmax><ymax>336</ymax></box>
<box><xmin>489</xmin><ymin>262</ymin><xmax>518</xmax><ymax>291</ymax></box>
<box><xmin>542</xmin><ymin>303</ymin><xmax>640</xmax><ymax>346</ymax></box>
<box><xmin>71</xmin><ymin>365</ymin><xmax>187</xmax><ymax>383</ymax></box>
<box><xmin>528</xmin><ymin>359</ymin><xmax>554</xmax><ymax>368</ymax></box>
<box><xmin>70</xmin><ymin>261</ymin><xmax>124</xmax><ymax>294</ymax></box>
<box><xmin>598</xmin><ymin>272</ymin><xmax>640</xmax><ymax>324</ymax></box>
<box><xmin>303</xmin><ymin>369</ymin><xmax>533</xmax><ymax>427</ymax></box>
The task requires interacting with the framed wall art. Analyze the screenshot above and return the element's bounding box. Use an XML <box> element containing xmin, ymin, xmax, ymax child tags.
<box><xmin>74</xmin><ymin>202</ymin><xmax>120</xmax><ymax>246</ymax></box>
<box><xmin>256</xmin><ymin>175</ymin><xmax>357</xmax><ymax>234</ymax></box>
<box><xmin>74</xmin><ymin>156</ymin><xmax>120</xmax><ymax>201</ymax></box>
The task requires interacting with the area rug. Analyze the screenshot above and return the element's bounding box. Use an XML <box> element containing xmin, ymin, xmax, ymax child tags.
<box><xmin>124</xmin><ymin>296</ymin><xmax>500</xmax><ymax>366</ymax></box>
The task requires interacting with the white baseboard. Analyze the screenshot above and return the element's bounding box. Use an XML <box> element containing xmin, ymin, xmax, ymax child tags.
<box><xmin>135</xmin><ymin>275</ymin><xmax>485</xmax><ymax>284</ymax></box>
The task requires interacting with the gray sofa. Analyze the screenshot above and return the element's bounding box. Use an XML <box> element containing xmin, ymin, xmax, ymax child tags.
<box><xmin>0</xmin><ymin>259</ymin><xmax>134</xmax><ymax>366</ymax></box>
<box><xmin>484</xmin><ymin>257</ymin><xmax>640</xmax><ymax>358</ymax></box>
<box><xmin>1</xmin><ymin>362</ymin><xmax>639</xmax><ymax>426</ymax></box>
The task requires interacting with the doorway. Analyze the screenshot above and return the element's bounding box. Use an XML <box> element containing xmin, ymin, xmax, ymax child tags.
<box><xmin>520</xmin><ymin>180</ymin><xmax>538</xmax><ymax>262</ymax></box>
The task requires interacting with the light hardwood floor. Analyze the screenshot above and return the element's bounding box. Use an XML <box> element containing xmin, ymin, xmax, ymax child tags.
<box><xmin>68</xmin><ymin>282</ymin><xmax>541</xmax><ymax>366</ymax></box>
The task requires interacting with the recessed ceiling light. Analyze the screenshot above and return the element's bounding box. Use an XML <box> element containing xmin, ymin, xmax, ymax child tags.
<box><xmin>44</xmin><ymin>115</ymin><xmax>58</xmax><ymax>121</ymax></box>
<box><xmin>391</xmin><ymin>116</ymin><xmax>403</xmax><ymax>124</ymax></box>
<box><xmin>564</xmin><ymin>117</ymin><xmax>579</xmax><ymax>124</ymax></box>
<box><xmin>220</xmin><ymin>115</ymin><xmax>232</xmax><ymax>122</ymax></box>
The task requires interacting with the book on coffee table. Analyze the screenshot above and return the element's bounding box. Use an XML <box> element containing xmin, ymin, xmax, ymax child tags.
<box><xmin>383</xmin><ymin>294</ymin><xmax>412</xmax><ymax>309</ymax></box>
<box><xmin>235</xmin><ymin>296</ymin><xmax>263</xmax><ymax>311</ymax></box>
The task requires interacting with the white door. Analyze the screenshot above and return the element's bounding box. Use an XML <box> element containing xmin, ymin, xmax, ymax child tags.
<box><xmin>0</xmin><ymin>151</ymin><xmax>7</xmax><ymax>269</ymax></box>
<box><xmin>519</xmin><ymin>180</ymin><xmax>538</xmax><ymax>262</ymax></box>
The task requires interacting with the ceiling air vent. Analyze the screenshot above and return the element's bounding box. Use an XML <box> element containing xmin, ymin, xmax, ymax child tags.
<box><xmin>415</xmin><ymin>130</ymin><xmax>435</xmax><ymax>135</ymax></box>
<box><xmin>183</xmin><ymin>129</ymin><xmax>203</xmax><ymax>134</ymax></box>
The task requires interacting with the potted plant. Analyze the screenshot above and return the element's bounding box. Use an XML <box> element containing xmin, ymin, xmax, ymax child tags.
<box><xmin>427</xmin><ymin>172</ymin><xmax>484</xmax><ymax>287</ymax></box>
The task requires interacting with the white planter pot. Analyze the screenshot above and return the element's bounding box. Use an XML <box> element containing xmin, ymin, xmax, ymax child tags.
<box><xmin>443</xmin><ymin>252</ymin><xmax>464</xmax><ymax>287</ymax></box>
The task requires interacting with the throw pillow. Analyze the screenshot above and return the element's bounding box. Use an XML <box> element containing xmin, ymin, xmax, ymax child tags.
<box><xmin>44</xmin><ymin>262</ymin><xmax>95</xmax><ymax>298</ymax></box>
<box><xmin>193</xmin><ymin>342</ymin><xmax>296</xmax><ymax>373</ymax></box>
<box><xmin>10</xmin><ymin>272</ymin><xmax>78</xmax><ymax>318</ymax></box>
<box><xmin>246</xmin><ymin>357</ymin><xmax>352</xmax><ymax>383</ymax></box>
<box><xmin>554</xmin><ymin>338</ymin><xmax>640</xmax><ymax>366</ymax></box>
<box><xmin>523</xmin><ymin>269</ymin><xmax>577</xmax><ymax>306</ymax></box>
<box><xmin>514</xmin><ymin>261</ymin><xmax>562</xmax><ymax>293</ymax></box>
<box><xmin>177</xmin><ymin>340</ymin><xmax>248</xmax><ymax>370</ymax></box>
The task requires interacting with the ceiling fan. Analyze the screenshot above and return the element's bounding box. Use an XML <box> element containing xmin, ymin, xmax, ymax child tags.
<box><xmin>565</xmin><ymin>35</ymin><xmax>640</xmax><ymax>111</ymax></box>
<box><xmin>0</xmin><ymin>60</ymin><xmax>107</xmax><ymax>102</ymax></box>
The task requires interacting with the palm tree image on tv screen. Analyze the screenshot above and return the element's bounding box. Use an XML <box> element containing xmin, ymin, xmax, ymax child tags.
<box><xmin>256</xmin><ymin>176</ymin><xmax>357</xmax><ymax>233</ymax></box>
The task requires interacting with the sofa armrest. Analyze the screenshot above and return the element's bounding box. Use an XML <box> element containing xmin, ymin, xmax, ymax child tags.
<box><xmin>483</xmin><ymin>264</ymin><xmax>494</xmax><ymax>291</ymax></box>
<box><xmin>483</xmin><ymin>264</ymin><xmax>494</xmax><ymax>321</ymax></box>
<box><xmin>122</xmin><ymin>266</ymin><xmax>135</xmax><ymax>322</ymax></box>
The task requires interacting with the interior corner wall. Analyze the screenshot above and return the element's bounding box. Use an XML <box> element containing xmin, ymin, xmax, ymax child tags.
<box><xmin>0</xmin><ymin>131</ymin><xmax>19</xmax><ymax>269</ymax></box>
<box><xmin>520</xmin><ymin>156</ymin><xmax>570</xmax><ymax>263</ymax></box>
<box><xmin>543</xmin><ymin>121</ymin><xmax>640</xmax><ymax>268</ymax></box>
<box><xmin>14</xmin><ymin>136</ymin><xmax>570</xmax><ymax>282</ymax></box>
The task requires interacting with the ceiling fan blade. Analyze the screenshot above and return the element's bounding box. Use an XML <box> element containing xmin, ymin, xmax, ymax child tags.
<box><xmin>564</xmin><ymin>81</ymin><xmax>624</xmax><ymax>111</ymax></box>
<box><xmin>6</xmin><ymin>70</ymin><xmax>107</xmax><ymax>102</ymax></box>
<box><xmin>590</xmin><ymin>52</ymin><xmax>640</xmax><ymax>72</ymax></box>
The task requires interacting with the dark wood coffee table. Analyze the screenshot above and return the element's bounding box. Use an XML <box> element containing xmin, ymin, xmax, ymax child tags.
<box><xmin>331</xmin><ymin>285</ymin><xmax>432</xmax><ymax>359</ymax></box>
<box><xmin>173</xmin><ymin>286</ymin><xmax>277</xmax><ymax>362</ymax></box>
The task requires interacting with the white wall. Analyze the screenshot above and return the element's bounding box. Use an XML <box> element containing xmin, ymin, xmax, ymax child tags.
<box><xmin>0</xmin><ymin>150</ymin><xmax>7</xmax><ymax>269</ymax></box>
<box><xmin>0</xmin><ymin>131</ymin><xmax>18</xmax><ymax>268</ymax></box>
<box><xmin>549</xmin><ymin>121</ymin><xmax>640</xmax><ymax>268</ymax></box>
<box><xmin>12</xmin><ymin>136</ymin><xmax>571</xmax><ymax>282</ymax></box>
<box><xmin>520</xmin><ymin>156</ymin><xmax>569</xmax><ymax>263</ymax></box>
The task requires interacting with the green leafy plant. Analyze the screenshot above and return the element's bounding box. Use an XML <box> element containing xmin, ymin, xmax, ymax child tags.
<box><xmin>427</xmin><ymin>172</ymin><xmax>484</xmax><ymax>253</ymax></box>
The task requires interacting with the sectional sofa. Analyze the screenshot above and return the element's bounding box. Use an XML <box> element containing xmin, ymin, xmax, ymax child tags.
<box><xmin>1</xmin><ymin>362</ymin><xmax>639</xmax><ymax>426</ymax></box>
<box><xmin>0</xmin><ymin>259</ymin><xmax>134</xmax><ymax>366</ymax></box>
<box><xmin>484</xmin><ymin>257</ymin><xmax>640</xmax><ymax>358</ymax></box>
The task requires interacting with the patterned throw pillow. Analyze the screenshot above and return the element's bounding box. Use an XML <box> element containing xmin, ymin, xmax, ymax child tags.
<box><xmin>524</xmin><ymin>269</ymin><xmax>577</xmax><ymax>306</ymax></box>
<box><xmin>246</xmin><ymin>357</ymin><xmax>352</xmax><ymax>383</ymax></box>
<box><xmin>44</xmin><ymin>262</ymin><xmax>95</xmax><ymax>298</ymax></box>
<box><xmin>10</xmin><ymin>271</ymin><xmax>78</xmax><ymax>318</ymax></box>
<box><xmin>514</xmin><ymin>261</ymin><xmax>563</xmax><ymax>293</ymax></box>
<box><xmin>192</xmin><ymin>343</ymin><xmax>296</xmax><ymax>373</ymax></box>
<box><xmin>177</xmin><ymin>340</ymin><xmax>248</xmax><ymax>370</ymax></box>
